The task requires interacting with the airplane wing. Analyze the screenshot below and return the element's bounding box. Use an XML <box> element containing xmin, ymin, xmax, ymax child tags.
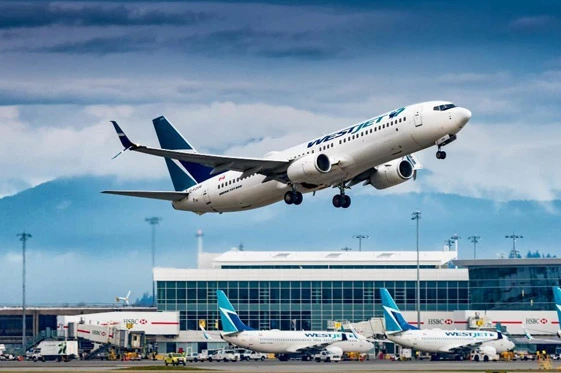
<box><xmin>101</xmin><ymin>190</ymin><xmax>189</xmax><ymax>201</ymax></box>
<box><xmin>110</xmin><ymin>121</ymin><xmax>289</xmax><ymax>180</ymax></box>
<box><xmin>287</xmin><ymin>333</ymin><xmax>348</xmax><ymax>353</ymax></box>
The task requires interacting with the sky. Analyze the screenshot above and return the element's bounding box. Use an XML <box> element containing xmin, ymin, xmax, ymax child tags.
<box><xmin>1</xmin><ymin>0</ymin><xmax>561</xmax><ymax>304</ymax></box>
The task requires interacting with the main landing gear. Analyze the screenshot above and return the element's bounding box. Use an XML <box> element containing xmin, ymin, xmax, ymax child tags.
<box><xmin>436</xmin><ymin>148</ymin><xmax>447</xmax><ymax>159</ymax></box>
<box><xmin>332</xmin><ymin>184</ymin><xmax>351</xmax><ymax>208</ymax></box>
<box><xmin>284</xmin><ymin>190</ymin><xmax>303</xmax><ymax>205</ymax></box>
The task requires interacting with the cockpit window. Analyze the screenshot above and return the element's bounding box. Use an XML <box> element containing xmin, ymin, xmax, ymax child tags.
<box><xmin>433</xmin><ymin>103</ymin><xmax>456</xmax><ymax>111</ymax></box>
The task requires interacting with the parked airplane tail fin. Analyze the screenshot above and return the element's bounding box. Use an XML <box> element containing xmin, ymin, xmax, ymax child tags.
<box><xmin>523</xmin><ymin>327</ymin><xmax>534</xmax><ymax>340</ymax></box>
<box><xmin>217</xmin><ymin>290</ymin><xmax>255</xmax><ymax>334</ymax></box>
<box><xmin>553</xmin><ymin>287</ymin><xmax>561</xmax><ymax>325</ymax></box>
<box><xmin>380</xmin><ymin>288</ymin><xmax>419</xmax><ymax>333</ymax></box>
<box><xmin>152</xmin><ymin>116</ymin><xmax>214</xmax><ymax>191</ymax></box>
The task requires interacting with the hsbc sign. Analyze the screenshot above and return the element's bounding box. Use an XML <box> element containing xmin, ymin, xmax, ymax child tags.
<box><xmin>428</xmin><ymin>318</ymin><xmax>454</xmax><ymax>325</ymax></box>
<box><xmin>526</xmin><ymin>318</ymin><xmax>548</xmax><ymax>325</ymax></box>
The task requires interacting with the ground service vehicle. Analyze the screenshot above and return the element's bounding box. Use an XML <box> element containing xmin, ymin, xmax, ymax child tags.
<box><xmin>185</xmin><ymin>352</ymin><xmax>200</xmax><ymax>362</ymax></box>
<box><xmin>212</xmin><ymin>349</ymin><xmax>240</xmax><ymax>362</ymax></box>
<box><xmin>235</xmin><ymin>349</ymin><xmax>252</xmax><ymax>361</ymax></box>
<box><xmin>314</xmin><ymin>350</ymin><xmax>342</xmax><ymax>362</ymax></box>
<box><xmin>31</xmin><ymin>341</ymin><xmax>79</xmax><ymax>362</ymax></box>
<box><xmin>164</xmin><ymin>353</ymin><xmax>186</xmax><ymax>366</ymax></box>
<box><xmin>249</xmin><ymin>351</ymin><xmax>268</xmax><ymax>361</ymax></box>
<box><xmin>470</xmin><ymin>348</ymin><xmax>499</xmax><ymax>362</ymax></box>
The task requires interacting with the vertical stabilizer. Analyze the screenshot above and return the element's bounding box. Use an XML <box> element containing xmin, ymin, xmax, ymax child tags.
<box><xmin>380</xmin><ymin>288</ymin><xmax>418</xmax><ymax>333</ymax></box>
<box><xmin>217</xmin><ymin>290</ymin><xmax>254</xmax><ymax>333</ymax></box>
<box><xmin>152</xmin><ymin>116</ymin><xmax>214</xmax><ymax>190</ymax></box>
<box><xmin>553</xmin><ymin>287</ymin><xmax>561</xmax><ymax>325</ymax></box>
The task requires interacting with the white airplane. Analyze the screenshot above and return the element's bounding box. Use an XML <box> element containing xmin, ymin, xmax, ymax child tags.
<box><xmin>518</xmin><ymin>286</ymin><xmax>561</xmax><ymax>343</ymax></box>
<box><xmin>103</xmin><ymin>101</ymin><xmax>471</xmax><ymax>214</ymax></box>
<box><xmin>216</xmin><ymin>290</ymin><xmax>373</xmax><ymax>361</ymax></box>
<box><xmin>115</xmin><ymin>291</ymin><xmax>131</xmax><ymax>306</ymax></box>
<box><xmin>381</xmin><ymin>288</ymin><xmax>514</xmax><ymax>360</ymax></box>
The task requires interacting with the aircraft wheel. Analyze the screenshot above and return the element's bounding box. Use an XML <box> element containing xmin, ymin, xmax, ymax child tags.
<box><xmin>332</xmin><ymin>194</ymin><xmax>342</xmax><ymax>208</ymax></box>
<box><xmin>293</xmin><ymin>192</ymin><xmax>303</xmax><ymax>205</ymax></box>
<box><xmin>441</xmin><ymin>151</ymin><xmax>447</xmax><ymax>159</ymax></box>
<box><xmin>284</xmin><ymin>191</ymin><xmax>294</xmax><ymax>204</ymax></box>
<box><xmin>341</xmin><ymin>195</ymin><xmax>351</xmax><ymax>208</ymax></box>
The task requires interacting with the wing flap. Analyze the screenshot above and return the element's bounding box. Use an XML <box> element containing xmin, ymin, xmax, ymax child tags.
<box><xmin>102</xmin><ymin>190</ymin><xmax>189</xmax><ymax>201</ymax></box>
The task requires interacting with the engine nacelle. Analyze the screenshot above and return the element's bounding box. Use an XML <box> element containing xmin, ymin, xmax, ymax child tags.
<box><xmin>325</xmin><ymin>346</ymin><xmax>343</xmax><ymax>356</ymax></box>
<box><xmin>369</xmin><ymin>158</ymin><xmax>414</xmax><ymax>190</ymax></box>
<box><xmin>286</xmin><ymin>153</ymin><xmax>331</xmax><ymax>184</ymax></box>
<box><xmin>479</xmin><ymin>345</ymin><xmax>496</xmax><ymax>356</ymax></box>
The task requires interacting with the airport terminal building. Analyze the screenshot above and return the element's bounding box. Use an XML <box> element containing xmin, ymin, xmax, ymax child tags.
<box><xmin>154</xmin><ymin>249</ymin><xmax>469</xmax><ymax>332</ymax></box>
<box><xmin>4</xmin><ymin>245</ymin><xmax>561</xmax><ymax>354</ymax></box>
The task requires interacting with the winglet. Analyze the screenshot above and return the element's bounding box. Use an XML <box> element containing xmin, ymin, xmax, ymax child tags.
<box><xmin>523</xmin><ymin>327</ymin><xmax>533</xmax><ymax>340</ymax></box>
<box><xmin>110</xmin><ymin>121</ymin><xmax>135</xmax><ymax>149</ymax></box>
<box><xmin>200</xmin><ymin>325</ymin><xmax>212</xmax><ymax>340</ymax></box>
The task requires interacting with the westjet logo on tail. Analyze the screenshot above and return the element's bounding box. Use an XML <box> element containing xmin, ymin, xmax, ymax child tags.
<box><xmin>307</xmin><ymin>107</ymin><xmax>405</xmax><ymax>148</ymax></box>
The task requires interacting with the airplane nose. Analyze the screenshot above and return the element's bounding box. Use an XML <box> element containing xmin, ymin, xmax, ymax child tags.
<box><xmin>456</xmin><ymin>108</ymin><xmax>472</xmax><ymax>128</ymax></box>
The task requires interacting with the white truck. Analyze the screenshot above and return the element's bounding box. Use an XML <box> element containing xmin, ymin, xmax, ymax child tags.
<box><xmin>211</xmin><ymin>349</ymin><xmax>240</xmax><ymax>362</ymax></box>
<box><xmin>30</xmin><ymin>340</ymin><xmax>79</xmax><ymax>362</ymax></box>
<box><xmin>314</xmin><ymin>350</ymin><xmax>342</xmax><ymax>362</ymax></box>
<box><xmin>470</xmin><ymin>348</ymin><xmax>499</xmax><ymax>362</ymax></box>
<box><xmin>248</xmin><ymin>351</ymin><xmax>268</xmax><ymax>361</ymax></box>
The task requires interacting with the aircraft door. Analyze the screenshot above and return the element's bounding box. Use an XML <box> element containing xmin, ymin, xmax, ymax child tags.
<box><xmin>414</xmin><ymin>107</ymin><xmax>423</xmax><ymax>127</ymax></box>
<box><xmin>203</xmin><ymin>189</ymin><xmax>211</xmax><ymax>205</ymax></box>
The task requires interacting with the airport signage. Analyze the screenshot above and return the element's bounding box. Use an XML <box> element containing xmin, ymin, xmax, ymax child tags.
<box><xmin>526</xmin><ymin>318</ymin><xmax>548</xmax><ymax>324</ymax></box>
<box><xmin>427</xmin><ymin>318</ymin><xmax>453</xmax><ymax>325</ymax></box>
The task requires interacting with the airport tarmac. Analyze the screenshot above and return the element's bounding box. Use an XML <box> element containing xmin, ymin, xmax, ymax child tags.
<box><xmin>0</xmin><ymin>359</ymin><xmax>548</xmax><ymax>372</ymax></box>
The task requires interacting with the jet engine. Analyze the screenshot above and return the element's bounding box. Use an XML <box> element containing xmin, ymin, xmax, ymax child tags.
<box><xmin>479</xmin><ymin>345</ymin><xmax>497</xmax><ymax>356</ymax></box>
<box><xmin>286</xmin><ymin>153</ymin><xmax>332</xmax><ymax>184</ymax></box>
<box><xmin>325</xmin><ymin>346</ymin><xmax>343</xmax><ymax>356</ymax></box>
<box><xmin>369</xmin><ymin>158</ymin><xmax>414</xmax><ymax>190</ymax></box>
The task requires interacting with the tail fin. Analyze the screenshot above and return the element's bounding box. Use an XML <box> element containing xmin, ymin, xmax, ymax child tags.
<box><xmin>380</xmin><ymin>288</ymin><xmax>418</xmax><ymax>333</ymax></box>
<box><xmin>152</xmin><ymin>116</ymin><xmax>214</xmax><ymax>191</ymax></box>
<box><xmin>217</xmin><ymin>290</ymin><xmax>254</xmax><ymax>333</ymax></box>
<box><xmin>553</xmin><ymin>287</ymin><xmax>561</xmax><ymax>324</ymax></box>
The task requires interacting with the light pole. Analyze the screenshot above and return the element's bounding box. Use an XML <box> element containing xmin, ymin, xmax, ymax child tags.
<box><xmin>145</xmin><ymin>217</ymin><xmax>162</xmax><ymax>307</ymax></box>
<box><xmin>17</xmin><ymin>231</ymin><xmax>31</xmax><ymax>353</ymax></box>
<box><xmin>353</xmin><ymin>235</ymin><xmax>369</xmax><ymax>252</ymax></box>
<box><xmin>505</xmin><ymin>233</ymin><xmax>523</xmax><ymax>258</ymax></box>
<box><xmin>450</xmin><ymin>234</ymin><xmax>461</xmax><ymax>252</ymax></box>
<box><xmin>411</xmin><ymin>211</ymin><xmax>421</xmax><ymax>329</ymax></box>
<box><xmin>468</xmin><ymin>235</ymin><xmax>481</xmax><ymax>259</ymax></box>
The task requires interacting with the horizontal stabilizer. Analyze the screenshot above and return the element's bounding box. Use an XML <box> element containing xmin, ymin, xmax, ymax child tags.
<box><xmin>102</xmin><ymin>190</ymin><xmax>188</xmax><ymax>201</ymax></box>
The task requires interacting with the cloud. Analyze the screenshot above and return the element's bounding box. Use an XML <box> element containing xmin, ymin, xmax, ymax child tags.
<box><xmin>0</xmin><ymin>249</ymin><xmax>161</xmax><ymax>304</ymax></box>
<box><xmin>0</xmin><ymin>3</ymin><xmax>212</xmax><ymax>29</ymax></box>
<box><xmin>509</xmin><ymin>15</ymin><xmax>558</xmax><ymax>31</ymax></box>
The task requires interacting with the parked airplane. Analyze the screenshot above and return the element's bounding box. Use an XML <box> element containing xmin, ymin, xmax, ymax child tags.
<box><xmin>380</xmin><ymin>288</ymin><xmax>514</xmax><ymax>360</ymax></box>
<box><xmin>104</xmin><ymin>101</ymin><xmax>471</xmax><ymax>214</ymax></box>
<box><xmin>216</xmin><ymin>290</ymin><xmax>373</xmax><ymax>361</ymax></box>
<box><xmin>115</xmin><ymin>291</ymin><xmax>131</xmax><ymax>306</ymax></box>
<box><xmin>519</xmin><ymin>286</ymin><xmax>561</xmax><ymax>343</ymax></box>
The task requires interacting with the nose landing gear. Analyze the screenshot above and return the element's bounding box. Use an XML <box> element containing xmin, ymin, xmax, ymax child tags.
<box><xmin>436</xmin><ymin>149</ymin><xmax>447</xmax><ymax>159</ymax></box>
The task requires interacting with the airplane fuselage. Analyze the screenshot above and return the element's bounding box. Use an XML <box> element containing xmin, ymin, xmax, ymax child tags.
<box><xmin>223</xmin><ymin>330</ymin><xmax>373</xmax><ymax>354</ymax></box>
<box><xmin>387</xmin><ymin>329</ymin><xmax>514</xmax><ymax>354</ymax></box>
<box><xmin>171</xmin><ymin>101</ymin><xmax>470</xmax><ymax>213</ymax></box>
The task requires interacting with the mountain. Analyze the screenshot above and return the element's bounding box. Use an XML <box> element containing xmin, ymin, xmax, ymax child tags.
<box><xmin>0</xmin><ymin>176</ymin><xmax>559</xmax><ymax>304</ymax></box>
